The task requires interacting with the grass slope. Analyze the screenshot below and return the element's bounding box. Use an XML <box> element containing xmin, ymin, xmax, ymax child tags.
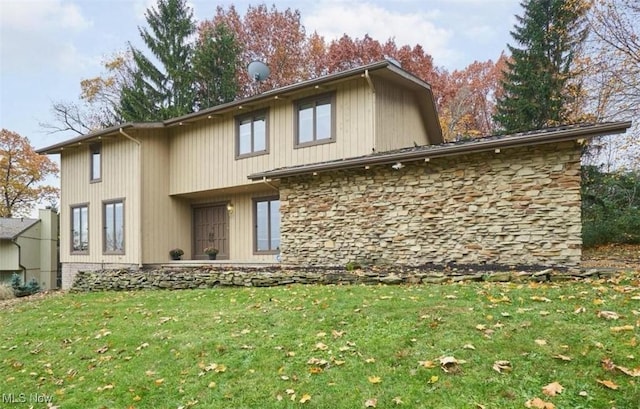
<box><xmin>1</xmin><ymin>275</ymin><xmax>639</xmax><ymax>409</ymax></box>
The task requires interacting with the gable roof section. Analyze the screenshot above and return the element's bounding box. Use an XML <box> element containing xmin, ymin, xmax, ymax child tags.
<box><xmin>248</xmin><ymin>122</ymin><xmax>632</xmax><ymax>180</ymax></box>
<box><xmin>37</xmin><ymin>60</ymin><xmax>442</xmax><ymax>155</ymax></box>
<box><xmin>0</xmin><ymin>218</ymin><xmax>40</xmax><ymax>240</ymax></box>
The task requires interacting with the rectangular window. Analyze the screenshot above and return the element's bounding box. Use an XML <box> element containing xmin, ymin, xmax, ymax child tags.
<box><xmin>90</xmin><ymin>143</ymin><xmax>101</xmax><ymax>182</ymax></box>
<box><xmin>71</xmin><ymin>204</ymin><xmax>89</xmax><ymax>253</ymax></box>
<box><xmin>103</xmin><ymin>200</ymin><xmax>124</xmax><ymax>254</ymax></box>
<box><xmin>237</xmin><ymin>111</ymin><xmax>268</xmax><ymax>157</ymax></box>
<box><xmin>254</xmin><ymin>197</ymin><xmax>280</xmax><ymax>254</ymax></box>
<box><xmin>295</xmin><ymin>93</ymin><xmax>335</xmax><ymax>147</ymax></box>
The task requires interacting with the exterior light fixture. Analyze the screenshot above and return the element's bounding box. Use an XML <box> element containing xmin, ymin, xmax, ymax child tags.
<box><xmin>226</xmin><ymin>203</ymin><xmax>235</xmax><ymax>214</ymax></box>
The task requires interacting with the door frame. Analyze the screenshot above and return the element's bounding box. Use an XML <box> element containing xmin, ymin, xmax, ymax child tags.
<box><xmin>192</xmin><ymin>202</ymin><xmax>230</xmax><ymax>260</ymax></box>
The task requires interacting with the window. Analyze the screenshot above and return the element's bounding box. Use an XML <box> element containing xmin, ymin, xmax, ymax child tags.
<box><xmin>254</xmin><ymin>197</ymin><xmax>280</xmax><ymax>253</ymax></box>
<box><xmin>103</xmin><ymin>200</ymin><xmax>124</xmax><ymax>254</ymax></box>
<box><xmin>90</xmin><ymin>143</ymin><xmax>101</xmax><ymax>182</ymax></box>
<box><xmin>71</xmin><ymin>204</ymin><xmax>89</xmax><ymax>253</ymax></box>
<box><xmin>237</xmin><ymin>111</ymin><xmax>268</xmax><ymax>157</ymax></box>
<box><xmin>295</xmin><ymin>93</ymin><xmax>335</xmax><ymax>147</ymax></box>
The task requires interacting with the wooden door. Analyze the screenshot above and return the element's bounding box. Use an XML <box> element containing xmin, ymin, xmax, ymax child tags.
<box><xmin>193</xmin><ymin>205</ymin><xmax>229</xmax><ymax>260</ymax></box>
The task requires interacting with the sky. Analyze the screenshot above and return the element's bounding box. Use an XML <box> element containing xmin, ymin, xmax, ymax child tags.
<box><xmin>0</xmin><ymin>0</ymin><xmax>522</xmax><ymax>152</ymax></box>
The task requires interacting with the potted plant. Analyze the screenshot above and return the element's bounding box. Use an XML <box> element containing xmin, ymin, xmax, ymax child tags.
<box><xmin>169</xmin><ymin>248</ymin><xmax>184</xmax><ymax>260</ymax></box>
<box><xmin>203</xmin><ymin>247</ymin><xmax>219</xmax><ymax>260</ymax></box>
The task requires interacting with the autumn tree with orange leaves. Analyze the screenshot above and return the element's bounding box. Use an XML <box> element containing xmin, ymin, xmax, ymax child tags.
<box><xmin>0</xmin><ymin>129</ymin><xmax>59</xmax><ymax>217</ymax></box>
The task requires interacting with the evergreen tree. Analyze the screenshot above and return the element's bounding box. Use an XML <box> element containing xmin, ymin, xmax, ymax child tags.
<box><xmin>494</xmin><ymin>0</ymin><xmax>590</xmax><ymax>133</ymax></box>
<box><xmin>119</xmin><ymin>0</ymin><xmax>197</xmax><ymax>121</ymax></box>
<box><xmin>193</xmin><ymin>22</ymin><xmax>241</xmax><ymax>109</ymax></box>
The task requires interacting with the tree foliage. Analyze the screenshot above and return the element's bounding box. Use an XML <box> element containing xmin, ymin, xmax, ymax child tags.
<box><xmin>582</xmin><ymin>165</ymin><xmax>640</xmax><ymax>246</ymax></box>
<box><xmin>494</xmin><ymin>0</ymin><xmax>591</xmax><ymax>133</ymax></box>
<box><xmin>119</xmin><ymin>0</ymin><xmax>197</xmax><ymax>121</ymax></box>
<box><xmin>0</xmin><ymin>129</ymin><xmax>59</xmax><ymax>218</ymax></box>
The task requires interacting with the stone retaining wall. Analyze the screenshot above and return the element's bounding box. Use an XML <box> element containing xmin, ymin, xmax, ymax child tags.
<box><xmin>279</xmin><ymin>142</ymin><xmax>582</xmax><ymax>268</ymax></box>
<box><xmin>70</xmin><ymin>266</ymin><xmax>612</xmax><ymax>292</ymax></box>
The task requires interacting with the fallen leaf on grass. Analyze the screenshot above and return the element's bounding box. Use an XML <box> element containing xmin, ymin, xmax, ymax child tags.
<box><xmin>525</xmin><ymin>397</ymin><xmax>555</xmax><ymax>408</ymax></box>
<box><xmin>552</xmin><ymin>354</ymin><xmax>572</xmax><ymax>361</ymax></box>
<box><xmin>596</xmin><ymin>379</ymin><xmax>619</xmax><ymax>390</ymax></box>
<box><xmin>610</xmin><ymin>325</ymin><xmax>634</xmax><ymax>332</ymax></box>
<box><xmin>542</xmin><ymin>381</ymin><xmax>564</xmax><ymax>397</ymax></box>
<box><xmin>299</xmin><ymin>393</ymin><xmax>311</xmax><ymax>403</ymax></box>
<box><xmin>96</xmin><ymin>384</ymin><xmax>114</xmax><ymax>392</ymax></box>
<box><xmin>616</xmin><ymin>365</ymin><xmax>640</xmax><ymax>377</ymax></box>
<box><xmin>368</xmin><ymin>376</ymin><xmax>382</xmax><ymax>384</ymax></box>
<box><xmin>428</xmin><ymin>375</ymin><xmax>439</xmax><ymax>384</ymax></box>
<box><xmin>463</xmin><ymin>343</ymin><xmax>476</xmax><ymax>350</ymax></box>
<box><xmin>535</xmin><ymin>339</ymin><xmax>547</xmax><ymax>346</ymax></box>
<box><xmin>419</xmin><ymin>360</ymin><xmax>436</xmax><ymax>368</ymax></box>
<box><xmin>392</xmin><ymin>396</ymin><xmax>404</xmax><ymax>405</ymax></box>
<box><xmin>364</xmin><ymin>398</ymin><xmax>377</xmax><ymax>407</ymax></box>
<box><xmin>439</xmin><ymin>356</ymin><xmax>465</xmax><ymax>373</ymax></box>
<box><xmin>315</xmin><ymin>342</ymin><xmax>328</xmax><ymax>351</ymax></box>
<box><xmin>530</xmin><ymin>296</ymin><xmax>552</xmax><ymax>303</ymax></box>
<box><xmin>597</xmin><ymin>310</ymin><xmax>620</xmax><ymax>320</ymax></box>
<box><xmin>493</xmin><ymin>360</ymin><xmax>512</xmax><ymax>373</ymax></box>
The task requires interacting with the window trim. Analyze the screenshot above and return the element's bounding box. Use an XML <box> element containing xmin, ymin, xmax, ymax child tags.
<box><xmin>90</xmin><ymin>143</ymin><xmax>102</xmax><ymax>183</ymax></box>
<box><xmin>294</xmin><ymin>92</ymin><xmax>336</xmax><ymax>148</ymax></box>
<box><xmin>70</xmin><ymin>203</ymin><xmax>89</xmax><ymax>255</ymax></box>
<box><xmin>102</xmin><ymin>198</ymin><xmax>125</xmax><ymax>255</ymax></box>
<box><xmin>236</xmin><ymin>109</ymin><xmax>269</xmax><ymax>159</ymax></box>
<box><xmin>252</xmin><ymin>196</ymin><xmax>280</xmax><ymax>255</ymax></box>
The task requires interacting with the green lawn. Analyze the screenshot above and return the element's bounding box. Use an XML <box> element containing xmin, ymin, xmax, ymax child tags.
<box><xmin>1</xmin><ymin>275</ymin><xmax>639</xmax><ymax>409</ymax></box>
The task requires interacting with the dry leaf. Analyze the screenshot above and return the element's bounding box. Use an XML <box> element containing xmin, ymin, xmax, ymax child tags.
<box><xmin>368</xmin><ymin>376</ymin><xmax>381</xmax><ymax>384</ymax></box>
<box><xmin>154</xmin><ymin>378</ymin><xmax>164</xmax><ymax>385</ymax></box>
<box><xmin>299</xmin><ymin>393</ymin><xmax>311</xmax><ymax>403</ymax></box>
<box><xmin>463</xmin><ymin>343</ymin><xmax>476</xmax><ymax>350</ymax></box>
<box><xmin>596</xmin><ymin>379</ymin><xmax>619</xmax><ymax>390</ymax></box>
<box><xmin>615</xmin><ymin>365</ymin><xmax>640</xmax><ymax>377</ymax></box>
<box><xmin>610</xmin><ymin>325</ymin><xmax>634</xmax><ymax>332</ymax></box>
<box><xmin>530</xmin><ymin>296</ymin><xmax>552</xmax><ymax>302</ymax></box>
<box><xmin>314</xmin><ymin>342</ymin><xmax>328</xmax><ymax>350</ymax></box>
<box><xmin>542</xmin><ymin>381</ymin><xmax>564</xmax><ymax>397</ymax></box>
<box><xmin>597</xmin><ymin>310</ymin><xmax>620</xmax><ymax>320</ymax></box>
<box><xmin>525</xmin><ymin>397</ymin><xmax>555</xmax><ymax>409</ymax></box>
<box><xmin>309</xmin><ymin>367</ymin><xmax>323</xmax><ymax>374</ymax></box>
<box><xmin>493</xmin><ymin>360</ymin><xmax>512</xmax><ymax>373</ymax></box>
<box><xmin>392</xmin><ymin>396</ymin><xmax>404</xmax><ymax>405</ymax></box>
<box><xmin>364</xmin><ymin>398</ymin><xmax>378</xmax><ymax>407</ymax></box>
<box><xmin>535</xmin><ymin>339</ymin><xmax>547</xmax><ymax>346</ymax></box>
<box><xmin>552</xmin><ymin>354</ymin><xmax>572</xmax><ymax>361</ymax></box>
<box><xmin>428</xmin><ymin>375</ymin><xmax>439</xmax><ymax>384</ymax></box>
<box><xmin>419</xmin><ymin>360</ymin><xmax>436</xmax><ymax>368</ymax></box>
<box><xmin>365</xmin><ymin>358</ymin><xmax>376</xmax><ymax>363</ymax></box>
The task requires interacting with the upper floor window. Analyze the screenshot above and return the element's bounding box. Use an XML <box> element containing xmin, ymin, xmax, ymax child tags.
<box><xmin>237</xmin><ymin>111</ymin><xmax>268</xmax><ymax>158</ymax></box>
<box><xmin>90</xmin><ymin>143</ymin><xmax>101</xmax><ymax>182</ymax></box>
<box><xmin>71</xmin><ymin>204</ymin><xmax>89</xmax><ymax>253</ymax></box>
<box><xmin>103</xmin><ymin>200</ymin><xmax>124</xmax><ymax>254</ymax></box>
<box><xmin>254</xmin><ymin>197</ymin><xmax>280</xmax><ymax>254</ymax></box>
<box><xmin>295</xmin><ymin>93</ymin><xmax>335</xmax><ymax>147</ymax></box>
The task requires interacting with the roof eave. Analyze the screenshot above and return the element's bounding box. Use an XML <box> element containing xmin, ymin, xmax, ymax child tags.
<box><xmin>248</xmin><ymin>122</ymin><xmax>632</xmax><ymax>180</ymax></box>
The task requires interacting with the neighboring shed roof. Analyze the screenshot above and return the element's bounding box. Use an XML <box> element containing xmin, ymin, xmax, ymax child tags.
<box><xmin>0</xmin><ymin>218</ymin><xmax>40</xmax><ymax>240</ymax></box>
<box><xmin>248</xmin><ymin>121</ymin><xmax>632</xmax><ymax>180</ymax></box>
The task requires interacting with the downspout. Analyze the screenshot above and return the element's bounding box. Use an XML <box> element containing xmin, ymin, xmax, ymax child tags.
<box><xmin>119</xmin><ymin>128</ymin><xmax>143</xmax><ymax>268</ymax></box>
<box><xmin>11</xmin><ymin>239</ymin><xmax>27</xmax><ymax>284</ymax></box>
<box><xmin>363</xmin><ymin>69</ymin><xmax>377</xmax><ymax>150</ymax></box>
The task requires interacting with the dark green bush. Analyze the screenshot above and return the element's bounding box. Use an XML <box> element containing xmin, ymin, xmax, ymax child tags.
<box><xmin>582</xmin><ymin>166</ymin><xmax>640</xmax><ymax>247</ymax></box>
<box><xmin>10</xmin><ymin>273</ymin><xmax>41</xmax><ymax>297</ymax></box>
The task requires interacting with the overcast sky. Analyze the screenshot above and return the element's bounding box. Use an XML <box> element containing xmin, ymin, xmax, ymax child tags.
<box><xmin>0</xmin><ymin>0</ymin><xmax>522</xmax><ymax>150</ymax></box>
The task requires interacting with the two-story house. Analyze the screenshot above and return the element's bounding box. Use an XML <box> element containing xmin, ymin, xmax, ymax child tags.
<box><xmin>37</xmin><ymin>60</ymin><xmax>630</xmax><ymax>289</ymax></box>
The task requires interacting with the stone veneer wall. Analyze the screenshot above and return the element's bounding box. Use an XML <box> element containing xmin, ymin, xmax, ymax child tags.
<box><xmin>279</xmin><ymin>142</ymin><xmax>583</xmax><ymax>268</ymax></box>
<box><xmin>62</xmin><ymin>263</ymin><xmax>139</xmax><ymax>290</ymax></box>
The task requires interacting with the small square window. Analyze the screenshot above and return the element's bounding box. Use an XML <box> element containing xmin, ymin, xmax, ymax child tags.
<box><xmin>295</xmin><ymin>93</ymin><xmax>335</xmax><ymax>147</ymax></box>
<box><xmin>237</xmin><ymin>111</ymin><xmax>268</xmax><ymax>158</ymax></box>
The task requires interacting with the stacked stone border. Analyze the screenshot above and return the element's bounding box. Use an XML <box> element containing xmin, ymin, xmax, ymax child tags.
<box><xmin>70</xmin><ymin>265</ymin><xmax>616</xmax><ymax>292</ymax></box>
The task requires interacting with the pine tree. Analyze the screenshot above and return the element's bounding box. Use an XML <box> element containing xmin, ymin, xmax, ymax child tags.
<box><xmin>494</xmin><ymin>0</ymin><xmax>590</xmax><ymax>133</ymax></box>
<box><xmin>119</xmin><ymin>0</ymin><xmax>197</xmax><ymax>121</ymax></box>
<box><xmin>193</xmin><ymin>22</ymin><xmax>241</xmax><ymax>110</ymax></box>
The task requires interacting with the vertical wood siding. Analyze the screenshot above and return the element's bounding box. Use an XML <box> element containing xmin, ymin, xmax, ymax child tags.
<box><xmin>373</xmin><ymin>78</ymin><xmax>429</xmax><ymax>152</ymax></box>
<box><xmin>169</xmin><ymin>78</ymin><xmax>375</xmax><ymax>195</ymax></box>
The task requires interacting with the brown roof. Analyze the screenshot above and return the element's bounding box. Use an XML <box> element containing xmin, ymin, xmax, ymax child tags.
<box><xmin>37</xmin><ymin>60</ymin><xmax>442</xmax><ymax>154</ymax></box>
<box><xmin>248</xmin><ymin>122</ymin><xmax>632</xmax><ymax>180</ymax></box>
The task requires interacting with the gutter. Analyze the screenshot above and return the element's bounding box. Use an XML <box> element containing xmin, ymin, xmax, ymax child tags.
<box><xmin>11</xmin><ymin>239</ymin><xmax>27</xmax><ymax>284</ymax></box>
<box><xmin>119</xmin><ymin>128</ymin><xmax>144</xmax><ymax>268</ymax></box>
<box><xmin>248</xmin><ymin>122</ymin><xmax>632</xmax><ymax>180</ymax></box>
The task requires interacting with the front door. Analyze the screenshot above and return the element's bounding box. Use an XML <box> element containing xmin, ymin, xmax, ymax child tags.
<box><xmin>193</xmin><ymin>205</ymin><xmax>229</xmax><ymax>260</ymax></box>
